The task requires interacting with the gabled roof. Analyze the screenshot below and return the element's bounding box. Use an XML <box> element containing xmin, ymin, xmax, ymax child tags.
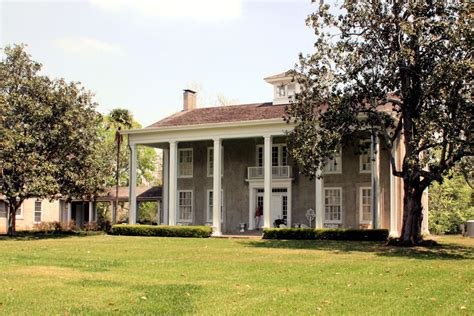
<box><xmin>147</xmin><ymin>102</ymin><xmax>287</xmax><ymax>129</ymax></box>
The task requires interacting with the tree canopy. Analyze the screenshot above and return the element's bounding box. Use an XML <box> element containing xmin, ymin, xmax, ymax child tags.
<box><xmin>286</xmin><ymin>1</ymin><xmax>472</xmax><ymax>245</ymax></box>
<box><xmin>0</xmin><ymin>44</ymin><xmax>113</xmax><ymax>235</ymax></box>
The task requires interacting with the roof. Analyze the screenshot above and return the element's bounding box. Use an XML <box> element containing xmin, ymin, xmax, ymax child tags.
<box><xmin>263</xmin><ymin>71</ymin><xmax>292</xmax><ymax>81</ymax></box>
<box><xmin>95</xmin><ymin>186</ymin><xmax>162</xmax><ymax>202</ymax></box>
<box><xmin>147</xmin><ymin>102</ymin><xmax>287</xmax><ymax>129</ymax></box>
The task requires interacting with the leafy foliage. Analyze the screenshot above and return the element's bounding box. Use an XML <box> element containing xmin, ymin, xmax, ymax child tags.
<box><xmin>263</xmin><ymin>228</ymin><xmax>389</xmax><ymax>241</ymax></box>
<box><xmin>0</xmin><ymin>44</ymin><xmax>113</xmax><ymax>235</ymax></box>
<box><xmin>110</xmin><ymin>224</ymin><xmax>212</xmax><ymax>238</ymax></box>
<box><xmin>286</xmin><ymin>1</ymin><xmax>472</xmax><ymax>244</ymax></box>
<box><xmin>429</xmin><ymin>170</ymin><xmax>474</xmax><ymax>235</ymax></box>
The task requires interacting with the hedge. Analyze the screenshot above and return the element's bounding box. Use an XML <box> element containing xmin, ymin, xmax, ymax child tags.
<box><xmin>263</xmin><ymin>228</ymin><xmax>389</xmax><ymax>241</ymax></box>
<box><xmin>109</xmin><ymin>224</ymin><xmax>212</xmax><ymax>238</ymax></box>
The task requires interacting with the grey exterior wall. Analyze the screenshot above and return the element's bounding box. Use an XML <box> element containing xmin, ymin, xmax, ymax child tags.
<box><xmin>176</xmin><ymin>137</ymin><xmax>392</xmax><ymax>234</ymax></box>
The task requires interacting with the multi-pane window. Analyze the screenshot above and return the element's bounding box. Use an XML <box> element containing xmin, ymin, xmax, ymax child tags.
<box><xmin>178</xmin><ymin>191</ymin><xmax>193</xmax><ymax>222</ymax></box>
<box><xmin>207</xmin><ymin>190</ymin><xmax>224</xmax><ymax>222</ymax></box>
<box><xmin>207</xmin><ymin>147</ymin><xmax>224</xmax><ymax>177</ymax></box>
<box><xmin>0</xmin><ymin>202</ymin><xmax>6</xmax><ymax>217</ymax></box>
<box><xmin>360</xmin><ymin>140</ymin><xmax>372</xmax><ymax>173</ymax></box>
<box><xmin>257</xmin><ymin>144</ymin><xmax>288</xmax><ymax>167</ymax></box>
<box><xmin>324</xmin><ymin>188</ymin><xmax>342</xmax><ymax>223</ymax></box>
<box><xmin>360</xmin><ymin>187</ymin><xmax>372</xmax><ymax>224</ymax></box>
<box><xmin>178</xmin><ymin>149</ymin><xmax>193</xmax><ymax>177</ymax></box>
<box><xmin>324</xmin><ymin>148</ymin><xmax>342</xmax><ymax>173</ymax></box>
<box><xmin>16</xmin><ymin>205</ymin><xmax>23</xmax><ymax>217</ymax></box>
<box><xmin>34</xmin><ymin>200</ymin><xmax>42</xmax><ymax>223</ymax></box>
<box><xmin>277</xmin><ymin>85</ymin><xmax>286</xmax><ymax>97</ymax></box>
<box><xmin>272</xmin><ymin>146</ymin><xmax>279</xmax><ymax>166</ymax></box>
<box><xmin>282</xmin><ymin>196</ymin><xmax>288</xmax><ymax>222</ymax></box>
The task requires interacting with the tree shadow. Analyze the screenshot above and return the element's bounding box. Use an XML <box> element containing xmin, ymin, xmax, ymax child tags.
<box><xmin>0</xmin><ymin>231</ymin><xmax>104</xmax><ymax>241</ymax></box>
<box><xmin>239</xmin><ymin>239</ymin><xmax>473</xmax><ymax>260</ymax></box>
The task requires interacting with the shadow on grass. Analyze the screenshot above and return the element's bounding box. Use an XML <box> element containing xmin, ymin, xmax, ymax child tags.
<box><xmin>0</xmin><ymin>231</ymin><xmax>104</xmax><ymax>241</ymax></box>
<box><xmin>239</xmin><ymin>239</ymin><xmax>473</xmax><ymax>260</ymax></box>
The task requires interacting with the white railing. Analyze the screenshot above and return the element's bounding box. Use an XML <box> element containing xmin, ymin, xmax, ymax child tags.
<box><xmin>247</xmin><ymin>166</ymin><xmax>291</xmax><ymax>179</ymax></box>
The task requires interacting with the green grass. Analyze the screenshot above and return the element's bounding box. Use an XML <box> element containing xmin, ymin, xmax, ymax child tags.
<box><xmin>0</xmin><ymin>234</ymin><xmax>472</xmax><ymax>315</ymax></box>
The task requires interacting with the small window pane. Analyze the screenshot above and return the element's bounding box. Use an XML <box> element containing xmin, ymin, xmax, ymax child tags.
<box><xmin>178</xmin><ymin>191</ymin><xmax>193</xmax><ymax>221</ymax></box>
<box><xmin>179</xmin><ymin>149</ymin><xmax>193</xmax><ymax>177</ymax></box>
<box><xmin>324</xmin><ymin>189</ymin><xmax>342</xmax><ymax>222</ymax></box>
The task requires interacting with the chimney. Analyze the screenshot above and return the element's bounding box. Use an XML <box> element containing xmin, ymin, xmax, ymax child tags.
<box><xmin>183</xmin><ymin>89</ymin><xmax>197</xmax><ymax>111</ymax></box>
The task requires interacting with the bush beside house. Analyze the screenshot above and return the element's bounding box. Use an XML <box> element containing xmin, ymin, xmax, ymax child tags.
<box><xmin>110</xmin><ymin>224</ymin><xmax>212</xmax><ymax>238</ymax></box>
<box><xmin>263</xmin><ymin>228</ymin><xmax>389</xmax><ymax>241</ymax></box>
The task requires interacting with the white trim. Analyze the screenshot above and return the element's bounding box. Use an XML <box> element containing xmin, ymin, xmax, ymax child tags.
<box><xmin>178</xmin><ymin>148</ymin><xmax>193</xmax><ymax>178</ymax></box>
<box><xmin>359</xmin><ymin>187</ymin><xmax>372</xmax><ymax>224</ymax></box>
<box><xmin>33</xmin><ymin>199</ymin><xmax>42</xmax><ymax>224</ymax></box>
<box><xmin>177</xmin><ymin>190</ymin><xmax>193</xmax><ymax>223</ymax></box>
<box><xmin>168</xmin><ymin>141</ymin><xmax>178</xmax><ymax>225</ymax></box>
<box><xmin>207</xmin><ymin>146</ymin><xmax>224</xmax><ymax>178</ymax></box>
<box><xmin>123</xmin><ymin>118</ymin><xmax>291</xmax><ymax>135</ymax></box>
<box><xmin>324</xmin><ymin>187</ymin><xmax>342</xmax><ymax>224</ymax></box>
<box><xmin>128</xmin><ymin>144</ymin><xmax>138</xmax><ymax>224</ymax></box>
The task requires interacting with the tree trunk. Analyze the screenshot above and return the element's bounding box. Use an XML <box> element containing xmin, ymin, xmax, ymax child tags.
<box><xmin>399</xmin><ymin>179</ymin><xmax>424</xmax><ymax>246</ymax></box>
<box><xmin>7</xmin><ymin>204</ymin><xmax>17</xmax><ymax>237</ymax></box>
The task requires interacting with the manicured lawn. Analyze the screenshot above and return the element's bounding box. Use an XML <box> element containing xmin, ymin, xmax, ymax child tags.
<box><xmin>0</xmin><ymin>234</ymin><xmax>472</xmax><ymax>315</ymax></box>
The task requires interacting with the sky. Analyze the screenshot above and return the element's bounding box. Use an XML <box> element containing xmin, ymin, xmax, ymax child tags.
<box><xmin>1</xmin><ymin>0</ymin><xmax>319</xmax><ymax>127</ymax></box>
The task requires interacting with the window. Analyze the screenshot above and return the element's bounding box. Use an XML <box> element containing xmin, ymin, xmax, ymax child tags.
<box><xmin>360</xmin><ymin>187</ymin><xmax>372</xmax><ymax>224</ymax></box>
<box><xmin>277</xmin><ymin>84</ymin><xmax>286</xmax><ymax>98</ymax></box>
<box><xmin>282</xmin><ymin>195</ymin><xmax>288</xmax><ymax>222</ymax></box>
<box><xmin>34</xmin><ymin>199</ymin><xmax>42</xmax><ymax>223</ymax></box>
<box><xmin>0</xmin><ymin>202</ymin><xmax>6</xmax><ymax>217</ymax></box>
<box><xmin>178</xmin><ymin>191</ymin><xmax>193</xmax><ymax>222</ymax></box>
<box><xmin>324</xmin><ymin>148</ymin><xmax>342</xmax><ymax>174</ymax></box>
<box><xmin>178</xmin><ymin>149</ymin><xmax>193</xmax><ymax>177</ymax></box>
<box><xmin>287</xmin><ymin>84</ymin><xmax>295</xmax><ymax>98</ymax></box>
<box><xmin>207</xmin><ymin>190</ymin><xmax>224</xmax><ymax>222</ymax></box>
<box><xmin>359</xmin><ymin>140</ymin><xmax>371</xmax><ymax>173</ymax></box>
<box><xmin>257</xmin><ymin>144</ymin><xmax>288</xmax><ymax>167</ymax></box>
<box><xmin>324</xmin><ymin>188</ymin><xmax>342</xmax><ymax>223</ymax></box>
<box><xmin>207</xmin><ymin>147</ymin><xmax>224</xmax><ymax>177</ymax></box>
<box><xmin>16</xmin><ymin>205</ymin><xmax>23</xmax><ymax>218</ymax></box>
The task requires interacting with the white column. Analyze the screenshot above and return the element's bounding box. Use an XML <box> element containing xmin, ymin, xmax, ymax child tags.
<box><xmin>128</xmin><ymin>144</ymin><xmax>138</xmax><ymax>224</ymax></box>
<box><xmin>67</xmin><ymin>202</ymin><xmax>72</xmax><ymax>223</ymax></box>
<box><xmin>315</xmin><ymin>171</ymin><xmax>324</xmax><ymax>228</ymax></box>
<box><xmin>162</xmin><ymin>149</ymin><xmax>169</xmax><ymax>225</ymax></box>
<box><xmin>168</xmin><ymin>141</ymin><xmax>178</xmax><ymax>226</ymax></box>
<box><xmin>371</xmin><ymin>132</ymin><xmax>380</xmax><ymax>229</ymax></box>
<box><xmin>212</xmin><ymin>138</ymin><xmax>223</xmax><ymax>236</ymax></box>
<box><xmin>389</xmin><ymin>141</ymin><xmax>398</xmax><ymax>236</ymax></box>
<box><xmin>422</xmin><ymin>188</ymin><xmax>429</xmax><ymax>235</ymax></box>
<box><xmin>263</xmin><ymin>135</ymin><xmax>272</xmax><ymax>228</ymax></box>
<box><xmin>88</xmin><ymin>201</ymin><xmax>93</xmax><ymax>223</ymax></box>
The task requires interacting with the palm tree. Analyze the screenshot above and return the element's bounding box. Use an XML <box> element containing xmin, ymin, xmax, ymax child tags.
<box><xmin>108</xmin><ymin>108</ymin><xmax>133</xmax><ymax>224</ymax></box>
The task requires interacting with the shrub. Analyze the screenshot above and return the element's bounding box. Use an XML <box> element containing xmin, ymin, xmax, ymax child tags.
<box><xmin>109</xmin><ymin>224</ymin><xmax>213</xmax><ymax>238</ymax></box>
<box><xmin>33</xmin><ymin>221</ymin><xmax>74</xmax><ymax>233</ymax></box>
<box><xmin>83</xmin><ymin>221</ymin><xmax>100</xmax><ymax>232</ymax></box>
<box><xmin>263</xmin><ymin>228</ymin><xmax>389</xmax><ymax>241</ymax></box>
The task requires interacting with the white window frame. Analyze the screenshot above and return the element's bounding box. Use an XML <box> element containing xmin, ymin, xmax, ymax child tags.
<box><xmin>207</xmin><ymin>147</ymin><xmax>224</xmax><ymax>178</ymax></box>
<box><xmin>206</xmin><ymin>190</ymin><xmax>224</xmax><ymax>223</ymax></box>
<box><xmin>16</xmin><ymin>204</ymin><xmax>23</xmax><ymax>219</ymax></box>
<box><xmin>177</xmin><ymin>190</ymin><xmax>193</xmax><ymax>223</ymax></box>
<box><xmin>256</xmin><ymin>144</ymin><xmax>288</xmax><ymax>167</ymax></box>
<box><xmin>359</xmin><ymin>140</ymin><xmax>372</xmax><ymax>173</ymax></box>
<box><xmin>324</xmin><ymin>187</ymin><xmax>342</xmax><ymax>224</ymax></box>
<box><xmin>324</xmin><ymin>148</ymin><xmax>342</xmax><ymax>174</ymax></box>
<box><xmin>34</xmin><ymin>199</ymin><xmax>42</xmax><ymax>223</ymax></box>
<box><xmin>276</xmin><ymin>84</ymin><xmax>287</xmax><ymax>98</ymax></box>
<box><xmin>359</xmin><ymin>187</ymin><xmax>372</xmax><ymax>224</ymax></box>
<box><xmin>0</xmin><ymin>202</ymin><xmax>6</xmax><ymax>218</ymax></box>
<box><xmin>178</xmin><ymin>148</ymin><xmax>193</xmax><ymax>178</ymax></box>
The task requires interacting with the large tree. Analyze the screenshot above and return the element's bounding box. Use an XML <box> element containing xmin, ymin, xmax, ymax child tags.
<box><xmin>0</xmin><ymin>45</ymin><xmax>113</xmax><ymax>235</ymax></box>
<box><xmin>286</xmin><ymin>1</ymin><xmax>472</xmax><ymax>245</ymax></box>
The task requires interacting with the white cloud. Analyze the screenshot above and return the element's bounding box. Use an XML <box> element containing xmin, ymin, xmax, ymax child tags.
<box><xmin>53</xmin><ymin>37</ymin><xmax>126</xmax><ymax>57</ymax></box>
<box><xmin>89</xmin><ymin>0</ymin><xmax>242</xmax><ymax>21</ymax></box>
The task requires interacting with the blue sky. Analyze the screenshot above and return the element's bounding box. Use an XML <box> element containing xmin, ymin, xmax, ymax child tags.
<box><xmin>1</xmin><ymin>0</ymin><xmax>318</xmax><ymax>126</ymax></box>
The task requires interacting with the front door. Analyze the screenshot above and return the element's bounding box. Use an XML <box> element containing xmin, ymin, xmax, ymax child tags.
<box><xmin>271</xmin><ymin>194</ymin><xmax>283</xmax><ymax>226</ymax></box>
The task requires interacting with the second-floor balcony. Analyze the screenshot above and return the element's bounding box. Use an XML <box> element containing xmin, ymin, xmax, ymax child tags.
<box><xmin>247</xmin><ymin>165</ymin><xmax>292</xmax><ymax>180</ymax></box>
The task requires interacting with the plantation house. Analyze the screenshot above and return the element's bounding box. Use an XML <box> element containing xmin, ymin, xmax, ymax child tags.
<box><xmin>124</xmin><ymin>72</ymin><xmax>430</xmax><ymax>236</ymax></box>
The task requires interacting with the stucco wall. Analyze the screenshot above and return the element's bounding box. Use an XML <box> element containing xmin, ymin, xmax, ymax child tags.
<box><xmin>0</xmin><ymin>199</ymin><xmax>61</xmax><ymax>233</ymax></box>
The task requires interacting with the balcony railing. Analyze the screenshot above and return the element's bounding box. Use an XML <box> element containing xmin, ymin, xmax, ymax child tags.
<box><xmin>247</xmin><ymin>166</ymin><xmax>291</xmax><ymax>179</ymax></box>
